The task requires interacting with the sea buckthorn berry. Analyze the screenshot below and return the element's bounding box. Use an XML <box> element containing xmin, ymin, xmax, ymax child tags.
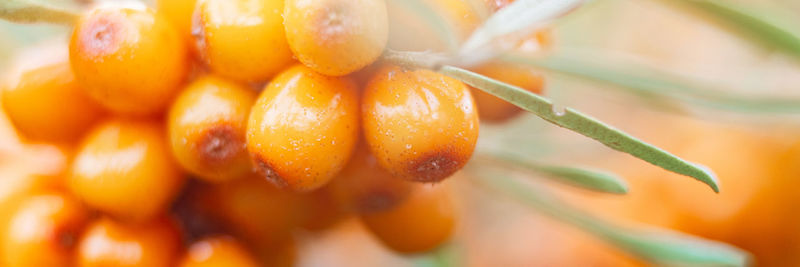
<box><xmin>2</xmin><ymin>62</ymin><xmax>103</xmax><ymax>143</ymax></box>
<box><xmin>252</xmin><ymin>237</ymin><xmax>297</xmax><ymax>267</ymax></box>
<box><xmin>1</xmin><ymin>192</ymin><xmax>89</xmax><ymax>267</ymax></box>
<box><xmin>69</xmin><ymin>5</ymin><xmax>188</xmax><ymax>115</ymax></box>
<box><xmin>247</xmin><ymin>64</ymin><xmax>359</xmax><ymax>191</ymax></box>
<box><xmin>200</xmin><ymin>176</ymin><xmax>303</xmax><ymax>245</ymax></box>
<box><xmin>283</xmin><ymin>0</ymin><xmax>388</xmax><ymax>76</ymax></box>
<box><xmin>179</xmin><ymin>236</ymin><xmax>259</xmax><ymax>267</ymax></box>
<box><xmin>362</xmin><ymin>65</ymin><xmax>479</xmax><ymax>183</ymax></box>
<box><xmin>168</xmin><ymin>75</ymin><xmax>256</xmax><ymax>183</ymax></box>
<box><xmin>329</xmin><ymin>143</ymin><xmax>412</xmax><ymax>214</ymax></box>
<box><xmin>156</xmin><ymin>0</ymin><xmax>197</xmax><ymax>54</ymax></box>
<box><xmin>297</xmin><ymin>185</ymin><xmax>348</xmax><ymax>231</ymax></box>
<box><xmin>193</xmin><ymin>0</ymin><xmax>293</xmax><ymax>83</ymax></box>
<box><xmin>387</xmin><ymin>0</ymin><xmax>480</xmax><ymax>52</ymax></box>
<box><xmin>69</xmin><ymin>119</ymin><xmax>185</xmax><ymax>222</ymax></box>
<box><xmin>76</xmin><ymin>217</ymin><xmax>181</xmax><ymax>267</ymax></box>
<box><xmin>361</xmin><ymin>183</ymin><xmax>456</xmax><ymax>254</ymax></box>
<box><xmin>470</xmin><ymin>62</ymin><xmax>544</xmax><ymax>122</ymax></box>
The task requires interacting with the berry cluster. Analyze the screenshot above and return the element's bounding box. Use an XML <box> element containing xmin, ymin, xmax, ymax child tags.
<box><xmin>0</xmin><ymin>0</ymin><xmax>548</xmax><ymax>265</ymax></box>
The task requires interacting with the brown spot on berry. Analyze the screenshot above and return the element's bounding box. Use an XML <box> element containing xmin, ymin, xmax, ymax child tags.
<box><xmin>358</xmin><ymin>189</ymin><xmax>404</xmax><ymax>213</ymax></box>
<box><xmin>253</xmin><ymin>155</ymin><xmax>288</xmax><ymax>189</ymax></box>
<box><xmin>80</xmin><ymin>12</ymin><xmax>125</xmax><ymax>58</ymax></box>
<box><xmin>197</xmin><ymin>124</ymin><xmax>243</xmax><ymax>166</ymax></box>
<box><xmin>406</xmin><ymin>148</ymin><xmax>465</xmax><ymax>183</ymax></box>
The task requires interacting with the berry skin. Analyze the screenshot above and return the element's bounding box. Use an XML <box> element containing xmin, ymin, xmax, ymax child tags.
<box><xmin>69</xmin><ymin>119</ymin><xmax>186</xmax><ymax>222</ymax></box>
<box><xmin>362</xmin><ymin>65</ymin><xmax>479</xmax><ymax>183</ymax></box>
<box><xmin>156</xmin><ymin>0</ymin><xmax>198</xmax><ymax>54</ymax></box>
<box><xmin>329</xmin><ymin>143</ymin><xmax>412</xmax><ymax>214</ymax></box>
<box><xmin>179</xmin><ymin>236</ymin><xmax>259</xmax><ymax>267</ymax></box>
<box><xmin>1</xmin><ymin>192</ymin><xmax>90</xmax><ymax>267</ymax></box>
<box><xmin>247</xmin><ymin>64</ymin><xmax>359</xmax><ymax>192</ymax></box>
<box><xmin>168</xmin><ymin>75</ymin><xmax>256</xmax><ymax>183</ymax></box>
<box><xmin>361</xmin><ymin>183</ymin><xmax>456</xmax><ymax>254</ymax></box>
<box><xmin>283</xmin><ymin>0</ymin><xmax>388</xmax><ymax>76</ymax></box>
<box><xmin>69</xmin><ymin>6</ymin><xmax>188</xmax><ymax>115</ymax></box>
<box><xmin>193</xmin><ymin>0</ymin><xmax>294</xmax><ymax>83</ymax></box>
<box><xmin>297</xmin><ymin>184</ymin><xmax>348</xmax><ymax>231</ymax></box>
<box><xmin>76</xmin><ymin>217</ymin><xmax>182</xmax><ymax>267</ymax></box>
<box><xmin>2</xmin><ymin>62</ymin><xmax>103</xmax><ymax>143</ymax></box>
<box><xmin>198</xmin><ymin>175</ymin><xmax>303</xmax><ymax>245</ymax></box>
<box><xmin>470</xmin><ymin>62</ymin><xmax>545</xmax><ymax>122</ymax></box>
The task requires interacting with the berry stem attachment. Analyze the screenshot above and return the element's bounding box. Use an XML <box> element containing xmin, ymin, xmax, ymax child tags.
<box><xmin>0</xmin><ymin>0</ymin><xmax>81</xmax><ymax>25</ymax></box>
<box><xmin>440</xmin><ymin>65</ymin><xmax>720</xmax><ymax>193</ymax></box>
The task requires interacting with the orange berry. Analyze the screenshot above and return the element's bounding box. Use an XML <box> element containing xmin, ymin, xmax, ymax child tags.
<box><xmin>76</xmin><ymin>217</ymin><xmax>182</xmax><ymax>267</ymax></box>
<box><xmin>1</xmin><ymin>192</ymin><xmax>89</xmax><ymax>267</ymax></box>
<box><xmin>156</xmin><ymin>0</ymin><xmax>198</xmax><ymax>55</ymax></box>
<box><xmin>69</xmin><ymin>5</ymin><xmax>188</xmax><ymax>115</ymax></box>
<box><xmin>168</xmin><ymin>75</ymin><xmax>256</xmax><ymax>183</ymax></box>
<box><xmin>193</xmin><ymin>0</ymin><xmax>293</xmax><ymax>83</ymax></box>
<box><xmin>251</xmin><ymin>237</ymin><xmax>296</xmax><ymax>267</ymax></box>
<box><xmin>283</xmin><ymin>0</ymin><xmax>388</xmax><ymax>76</ymax></box>
<box><xmin>362</xmin><ymin>65</ymin><xmax>479</xmax><ymax>183</ymax></box>
<box><xmin>470</xmin><ymin>62</ymin><xmax>544</xmax><ymax>122</ymax></box>
<box><xmin>69</xmin><ymin>119</ymin><xmax>185</xmax><ymax>222</ymax></box>
<box><xmin>200</xmin><ymin>176</ymin><xmax>303</xmax><ymax>245</ymax></box>
<box><xmin>247</xmin><ymin>64</ymin><xmax>359</xmax><ymax>192</ymax></box>
<box><xmin>2</xmin><ymin>61</ymin><xmax>103</xmax><ymax>143</ymax></box>
<box><xmin>297</xmin><ymin>185</ymin><xmax>348</xmax><ymax>231</ymax></box>
<box><xmin>361</xmin><ymin>183</ymin><xmax>456</xmax><ymax>254</ymax></box>
<box><xmin>180</xmin><ymin>236</ymin><xmax>259</xmax><ymax>267</ymax></box>
<box><xmin>329</xmin><ymin>143</ymin><xmax>412</xmax><ymax>214</ymax></box>
<box><xmin>387</xmin><ymin>0</ymin><xmax>480</xmax><ymax>52</ymax></box>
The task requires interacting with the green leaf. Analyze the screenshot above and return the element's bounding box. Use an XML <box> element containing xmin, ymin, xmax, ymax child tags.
<box><xmin>386</xmin><ymin>0</ymin><xmax>460</xmax><ymax>53</ymax></box>
<box><xmin>459</xmin><ymin>0</ymin><xmax>584</xmax><ymax>62</ymax></box>
<box><xmin>477</xmin><ymin>151</ymin><xmax>629</xmax><ymax>194</ymax></box>
<box><xmin>440</xmin><ymin>65</ymin><xmax>720</xmax><ymax>192</ymax></box>
<box><xmin>469</xmin><ymin>168</ymin><xmax>751</xmax><ymax>266</ymax></box>
<box><xmin>412</xmin><ymin>243</ymin><xmax>460</xmax><ymax>267</ymax></box>
<box><xmin>502</xmin><ymin>52</ymin><xmax>800</xmax><ymax>114</ymax></box>
<box><xmin>664</xmin><ymin>0</ymin><xmax>800</xmax><ymax>59</ymax></box>
<box><xmin>0</xmin><ymin>0</ymin><xmax>80</xmax><ymax>25</ymax></box>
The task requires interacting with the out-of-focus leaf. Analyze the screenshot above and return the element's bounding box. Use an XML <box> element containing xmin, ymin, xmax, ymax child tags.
<box><xmin>477</xmin><ymin>151</ymin><xmax>628</xmax><ymax>194</ymax></box>
<box><xmin>413</xmin><ymin>243</ymin><xmax>460</xmax><ymax>267</ymax></box>
<box><xmin>664</xmin><ymin>0</ymin><xmax>800</xmax><ymax>59</ymax></box>
<box><xmin>470</xmin><ymin>168</ymin><xmax>751</xmax><ymax>266</ymax></box>
<box><xmin>0</xmin><ymin>0</ymin><xmax>80</xmax><ymax>25</ymax></box>
<box><xmin>440</xmin><ymin>65</ymin><xmax>720</xmax><ymax>193</ymax></box>
<box><xmin>502</xmin><ymin>52</ymin><xmax>800</xmax><ymax>114</ymax></box>
<box><xmin>459</xmin><ymin>0</ymin><xmax>584</xmax><ymax>63</ymax></box>
<box><xmin>387</xmin><ymin>0</ymin><xmax>460</xmax><ymax>53</ymax></box>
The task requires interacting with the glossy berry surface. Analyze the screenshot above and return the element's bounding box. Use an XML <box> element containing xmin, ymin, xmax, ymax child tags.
<box><xmin>168</xmin><ymin>75</ymin><xmax>256</xmax><ymax>183</ymax></box>
<box><xmin>76</xmin><ymin>217</ymin><xmax>182</xmax><ymax>267</ymax></box>
<box><xmin>69</xmin><ymin>6</ymin><xmax>188</xmax><ymax>115</ymax></box>
<box><xmin>362</xmin><ymin>65</ymin><xmax>479</xmax><ymax>183</ymax></box>
<box><xmin>179</xmin><ymin>236</ymin><xmax>259</xmax><ymax>267</ymax></box>
<box><xmin>247</xmin><ymin>64</ymin><xmax>359</xmax><ymax>192</ymax></box>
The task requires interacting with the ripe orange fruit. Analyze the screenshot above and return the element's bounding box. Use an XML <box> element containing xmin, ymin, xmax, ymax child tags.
<box><xmin>1</xmin><ymin>192</ymin><xmax>89</xmax><ymax>267</ymax></box>
<box><xmin>362</xmin><ymin>65</ymin><xmax>479</xmax><ymax>183</ymax></box>
<box><xmin>247</xmin><ymin>64</ymin><xmax>359</xmax><ymax>192</ymax></box>
<box><xmin>470</xmin><ymin>62</ymin><xmax>545</xmax><ymax>122</ymax></box>
<box><xmin>193</xmin><ymin>0</ymin><xmax>293</xmax><ymax>83</ymax></box>
<box><xmin>69</xmin><ymin>119</ymin><xmax>185</xmax><ymax>222</ymax></box>
<box><xmin>76</xmin><ymin>217</ymin><xmax>182</xmax><ymax>267</ymax></box>
<box><xmin>179</xmin><ymin>236</ymin><xmax>259</xmax><ymax>267</ymax></box>
<box><xmin>283</xmin><ymin>0</ymin><xmax>388</xmax><ymax>76</ymax></box>
<box><xmin>168</xmin><ymin>75</ymin><xmax>256</xmax><ymax>183</ymax></box>
<box><xmin>297</xmin><ymin>184</ymin><xmax>348</xmax><ymax>231</ymax></box>
<box><xmin>329</xmin><ymin>143</ymin><xmax>412</xmax><ymax>214</ymax></box>
<box><xmin>2</xmin><ymin>61</ymin><xmax>103</xmax><ymax>143</ymax></box>
<box><xmin>198</xmin><ymin>175</ymin><xmax>303</xmax><ymax>245</ymax></box>
<box><xmin>156</xmin><ymin>0</ymin><xmax>198</xmax><ymax>55</ymax></box>
<box><xmin>361</xmin><ymin>183</ymin><xmax>456</xmax><ymax>254</ymax></box>
<box><xmin>70</xmin><ymin>5</ymin><xmax>188</xmax><ymax>115</ymax></box>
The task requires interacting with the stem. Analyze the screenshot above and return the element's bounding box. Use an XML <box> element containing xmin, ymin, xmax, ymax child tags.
<box><xmin>1</xmin><ymin>0</ymin><xmax>82</xmax><ymax>25</ymax></box>
<box><xmin>381</xmin><ymin>49</ymin><xmax>451</xmax><ymax>70</ymax></box>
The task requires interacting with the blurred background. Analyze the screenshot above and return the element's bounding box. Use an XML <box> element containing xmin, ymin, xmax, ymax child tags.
<box><xmin>3</xmin><ymin>0</ymin><xmax>800</xmax><ymax>266</ymax></box>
